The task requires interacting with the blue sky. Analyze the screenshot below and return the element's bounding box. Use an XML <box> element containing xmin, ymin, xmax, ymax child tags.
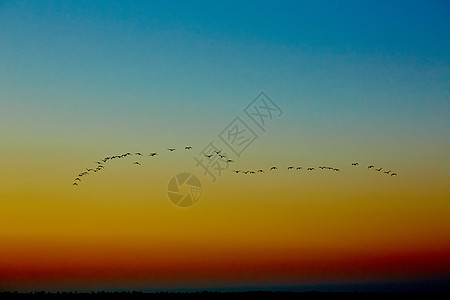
<box><xmin>1</xmin><ymin>0</ymin><xmax>449</xmax><ymax>164</ymax></box>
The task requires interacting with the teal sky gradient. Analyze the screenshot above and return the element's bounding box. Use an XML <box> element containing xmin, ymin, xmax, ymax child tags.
<box><xmin>1</xmin><ymin>0</ymin><xmax>449</xmax><ymax>168</ymax></box>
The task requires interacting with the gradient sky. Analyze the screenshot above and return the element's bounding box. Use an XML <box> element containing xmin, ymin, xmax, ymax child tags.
<box><xmin>1</xmin><ymin>0</ymin><xmax>449</xmax><ymax>292</ymax></box>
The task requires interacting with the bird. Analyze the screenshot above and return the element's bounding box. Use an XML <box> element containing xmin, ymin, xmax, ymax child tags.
<box><xmin>391</xmin><ymin>173</ymin><xmax>397</xmax><ymax>176</ymax></box>
<box><xmin>133</xmin><ymin>162</ymin><xmax>141</xmax><ymax>165</ymax></box>
<box><xmin>334</xmin><ymin>168</ymin><xmax>340</xmax><ymax>172</ymax></box>
<box><xmin>351</xmin><ymin>162</ymin><xmax>359</xmax><ymax>166</ymax></box>
<box><xmin>95</xmin><ymin>161</ymin><xmax>103</xmax><ymax>165</ymax></box>
<box><xmin>205</xmin><ymin>154</ymin><xmax>213</xmax><ymax>158</ymax></box>
<box><xmin>226</xmin><ymin>159</ymin><xmax>234</xmax><ymax>163</ymax></box>
<box><xmin>296</xmin><ymin>167</ymin><xmax>302</xmax><ymax>170</ymax></box>
<box><xmin>167</xmin><ymin>148</ymin><xmax>176</xmax><ymax>152</ymax></box>
<box><xmin>233</xmin><ymin>170</ymin><xmax>240</xmax><ymax>173</ymax></box>
<box><xmin>75</xmin><ymin>178</ymin><xmax>81</xmax><ymax>181</ymax></box>
<box><xmin>214</xmin><ymin>150</ymin><xmax>221</xmax><ymax>154</ymax></box>
<box><xmin>307</xmin><ymin>168</ymin><xmax>315</xmax><ymax>171</ymax></box>
<box><xmin>218</xmin><ymin>154</ymin><xmax>226</xmax><ymax>159</ymax></box>
<box><xmin>86</xmin><ymin>168</ymin><xmax>93</xmax><ymax>171</ymax></box>
<box><xmin>319</xmin><ymin>166</ymin><xmax>325</xmax><ymax>169</ymax></box>
<box><xmin>384</xmin><ymin>170</ymin><xmax>391</xmax><ymax>174</ymax></box>
<box><xmin>185</xmin><ymin>146</ymin><xmax>192</xmax><ymax>150</ymax></box>
<box><xmin>287</xmin><ymin>166</ymin><xmax>294</xmax><ymax>170</ymax></box>
<box><xmin>135</xmin><ymin>152</ymin><xmax>143</xmax><ymax>156</ymax></box>
<box><xmin>375</xmin><ymin>168</ymin><xmax>382</xmax><ymax>172</ymax></box>
<box><xmin>270</xmin><ymin>166</ymin><xmax>278</xmax><ymax>170</ymax></box>
<box><xmin>257</xmin><ymin>169</ymin><xmax>265</xmax><ymax>173</ymax></box>
<box><xmin>149</xmin><ymin>152</ymin><xmax>158</xmax><ymax>157</ymax></box>
<box><xmin>243</xmin><ymin>171</ymin><xmax>249</xmax><ymax>174</ymax></box>
<box><xmin>249</xmin><ymin>171</ymin><xmax>255</xmax><ymax>174</ymax></box>
<box><xmin>368</xmin><ymin>165</ymin><xmax>374</xmax><ymax>169</ymax></box>
<box><xmin>73</xmin><ymin>183</ymin><xmax>78</xmax><ymax>186</ymax></box>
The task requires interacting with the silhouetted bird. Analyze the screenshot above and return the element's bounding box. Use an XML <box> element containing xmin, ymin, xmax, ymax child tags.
<box><xmin>375</xmin><ymin>168</ymin><xmax>382</xmax><ymax>172</ymax></box>
<box><xmin>73</xmin><ymin>183</ymin><xmax>78</xmax><ymax>186</ymax></box>
<box><xmin>167</xmin><ymin>148</ymin><xmax>176</xmax><ymax>152</ymax></box>
<box><xmin>296</xmin><ymin>167</ymin><xmax>302</xmax><ymax>170</ymax></box>
<box><xmin>185</xmin><ymin>146</ymin><xmax>192</xmax><ymax>150</ymax></box>
<box><xmin>368</xmin><ymin>165</ymin><xmax>374</xmax><ymax>169</ymax></box>
<box><xmin>307</xmin><ymin>168</ymin><xmax>315</xmax><ymax>171</ymax></box>
<box><xmin>334</xmin><ymin>168</ymin><xmax>340</xmax><ymax>172</ymax></box>
<box><xmin>205</xmin><ymin>154</ymin><xmax>213</xmax><ymax>158</ymax></box>
<box><xmin>135</xmin><ymin>152</ymin><xmax>143</xmax><ymax>156</ymax></box>
<box><xmin>384</xmin><ymin>170</ymin><xmax>391</xmax><ymax>174</ymax></box>
<box><xmin>75</xmin><ymin>178</ymin><xmax>81</xmax><ymax>181</ymax></box>
<box><xmin>257</xmin><ymin>169</ymin><xmax>264</xmax><ymax>173</ymax></box>
<box><xmin>352</xmin><ymin>162</ymin><xmax>359</xmax><ymax>166</ymax></box>
<box><xmin>287</xmin><ymin>166</ymin><xmax>294</xmax><ymax>170</ymax></box>
<box><xmin>214</xmin><ymin>151</ymin><xmax>221</xmax><ymax>154</ymax></box>
<box><xmin>149</xmin><ymin>152</ymin><xmax>158</xmax><ymax>156</ymax></box>
<box><xmin>233</xmin><ymin>170</ymin><xmax>240</xmax><ymax>173</ymax></box>
<box><xmin>391</xmin><ymin>173</ymin><xmax>397</xmax><ymax>176</ymax></box>
<box><xmin>270</xmin><ymin>166</ymin><xmax>278</xmax><ymax>170</ymax></box>
<box><xmin>133</xmin><ymin>162</ymin><xmax>141</xmax><ymax>165</ymax></box>
<box><xmin>218</xmin><ymin>154</ymin><xmax>226</xmax><ymax>159</ymax></box>
<box><xmin>226</xmin><ymin>159</ymin><xmax>233</xmax><ymax>163</ymax></box>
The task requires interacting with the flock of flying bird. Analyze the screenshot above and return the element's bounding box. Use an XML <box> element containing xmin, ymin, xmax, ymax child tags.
<box><xmin>73</xmin><ymin>146</ymin><xmax>398</xmax><ymax>186</ymax></box>
<box><xmin>72</xmin><ymin>146</ymin><xmax>195</xmax><ymax>186</ymax></box>
<box><xmin>231</xmin><ymin>162</ymin><xmax>398</xmax><ymax>176</ymax></box>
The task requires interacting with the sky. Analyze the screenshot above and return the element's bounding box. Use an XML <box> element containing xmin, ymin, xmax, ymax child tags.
<box><xmin>0</xmin><ymin>0</ymin><xmax>449</xmax><ymax>292</ymax></box>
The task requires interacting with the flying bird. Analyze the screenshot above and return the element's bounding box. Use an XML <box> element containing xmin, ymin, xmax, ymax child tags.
<box><xmin>233</xmin><ymin>170</ymin><xmax>240</xmax><ymax>173</ymax></box>
<box><xmin>257</xmin><ymin>169</ymin><xmax>264</xmax><ymax>173</ymax></box>
<box><xmin>167</xmin><ymin>148</ymin><xmax>176</xmax><ymax>152</ymax></box>
<box><xmin>205</xmin><ymin>154</ymin><xmax>213</xmax><ymax>158</ymax></box>
<box><xmin>296</xmin><ymin>167</ymin><xmax>302</xmax><ymax>170</ymax></box>
<box><xmin>133</xmin><ymin>162</ymin><xmax>141</xmax><ymax>165</ymax></box>
<box><xmin>351</xmin><ymin>162</ymin><xmax>359</xmax><ymax>166</ymax></box>
<box><xmin>73</xmin><ymin>183</ymin><xmax>78</xmax><ymax>186</ymax></box>
<box><xmin>307</xmin><ymin>168</ymin><xmax>315</xmax><ymax>171</ymax></box>
<box><xmin>75</xmin><ymin>178</ymin><xmax>81</xmax><ymax>181</ymax></box>
<box><xmin>384</xmin><ymin>170</ymin><xmax>391</xmax><ymax>174</ymax></box>
<box><xmin>214</xmin><ymin>150</ymin><xmax>221</xmax><ymax>154</ymax></box>
<box><xmin>368</xmin><ymin>165</ymin><xmax>374</xmax><ymax>169</ymax></box>
<box><xmin>135</xmin><ymin>152</ymin><xmax>143</xmax><ymax>156</ymax></box>
<box><xmin>270</xmin><ymin>166</ymin><xmax>278</xmax><ymax>170</ymax></box>
<box><xmin>287</xmin><ymin>166</ymin><xmax>294</xmax><ymax>170</ymax></box>
<box><xmin>185</xmin><ymin>146</ymin><xmax>192</xmax><ymax>150</ymax></box>
<box><xmin>149</xmin><ymin>152</ymin><xmax>158</xmax><ymax>156</ymax></box>
<box><xmin>375</xmin><ymin>168</ymin><xmax>382</xmax><ymax>172</ymax></box>
<box><xmin>334</xmin><ymin>168</ymin><xmax>340</xmax><ymax>172</ymax></box>
<box><xmin>218</xmin><ymin>154</ymin><xmax>226</xmax><ymax>159</ymax></box>
<box><xmin>226</xmin><ymin>159</ymin><xmax>234</xmax><ymax>163</ymax></box>
<box><xmin>391</xmin><ymin>173</ymin><xmax>397</xmax><ymax>176</ymax></box>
